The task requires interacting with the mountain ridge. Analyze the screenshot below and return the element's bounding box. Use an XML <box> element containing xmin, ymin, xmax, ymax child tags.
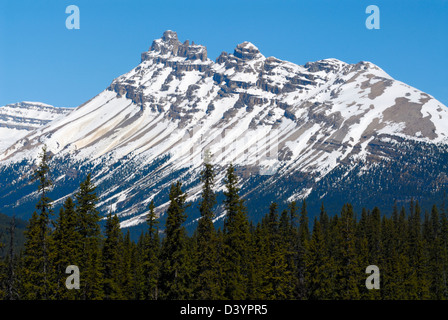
<box><xmin>0</xmin><ymin>102</ymin><xmax>72</xmax><ymax>154</ymax></box>
<box><xmin>0</xmin><ymin>30</ymin><xmax>447</xmax><ymax>230</ymax></box>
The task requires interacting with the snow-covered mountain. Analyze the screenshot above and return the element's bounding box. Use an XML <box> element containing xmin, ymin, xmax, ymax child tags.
<box><xmin>1</xmin><ymin>30</ymin><xmax>447</xmax><ymax>229</ymax></box>
<box><xmin>0</xmin><ymin>102</ymin><xmax>72</xmax><ymax>154</ymax></box>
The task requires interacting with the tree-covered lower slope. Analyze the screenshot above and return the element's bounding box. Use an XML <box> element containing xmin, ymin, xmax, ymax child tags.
<box><xmin>1</xmin><ymin>137</ymin><xmax>447</xmax><ymax>235</ymax></box>
<box><xmin>1</xmin><ymin>149</ymin><xmax>448</xmax><ymax>300</ymax></box>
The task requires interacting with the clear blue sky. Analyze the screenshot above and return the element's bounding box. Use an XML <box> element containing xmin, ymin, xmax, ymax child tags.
<box><xmin>0</xmin><ymin>0</ymin><xmax>447</xmax><ymax>108</ymax></box>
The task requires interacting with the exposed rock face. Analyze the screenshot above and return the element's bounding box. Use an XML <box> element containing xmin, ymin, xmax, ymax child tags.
<box><xmin>142</xmin><ymin>30</ymin><xmax>208</xmax><ymax>62</ymax></box>
<box><xmin>233</xmin><ymin>42</ymin><xmax>262</xmax><ymax>61</ymax></box>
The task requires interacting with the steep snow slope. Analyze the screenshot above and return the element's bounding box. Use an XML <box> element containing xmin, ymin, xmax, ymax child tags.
<box><xmin>0</xmin><ymin>102</ymin><xmax>72</xmax><ymax>154</ymax></box>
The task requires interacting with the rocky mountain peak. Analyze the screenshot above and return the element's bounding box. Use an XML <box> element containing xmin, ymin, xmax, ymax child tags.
<box><xmin>148</xmin><ymin>30</ymin><xmax>181</xmax><ymax>55</ymax></box>
<box><xmin>144</xmin><ymin>30</ymin><xmax>208</xmax><ymax>62</ymax></box>
<box><xmin>161</xmin><ymin>30</ymin><xmax>178</xmax><ymax>42</ymax></box>
<box><xmin>234</xmin><ymin>41</ymin><xmax>262</xmax><ymax>61</ymax></box>
<box><xmin>2</xmin><ymin>31</ymin><xmax>447</xmax><ymax>229</ymax></box>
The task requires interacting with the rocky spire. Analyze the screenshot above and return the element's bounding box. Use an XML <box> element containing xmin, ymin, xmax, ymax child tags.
<box><xmin>148</xmin><ymin>30</ymin><xmax>181</xmax><ymax>55</ymax></box>
<box><xmin>144</xmin><ymin>30</ymin><xmax>208</xmax><ymax>62</ymax></box>
<box><xmin>233</xmin><ymin>42</ymin><xmax>262</xmax><ymax>61</ymax></box>
<box><xmin>161</xmin><ymin>30</ymin><xmax>178</xmax><ymax>42</ymax></box>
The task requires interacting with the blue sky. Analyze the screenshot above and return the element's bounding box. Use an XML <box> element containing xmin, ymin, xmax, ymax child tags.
<box><xmin>0</xmin><ymin>0</ymin><xmax>447</xmax><ymax>108</ymax></box>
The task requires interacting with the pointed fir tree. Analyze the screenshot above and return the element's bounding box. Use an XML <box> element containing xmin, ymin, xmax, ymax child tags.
<box><xmin>334</xmin><ymin>204</ymin><xmax>360</xmax><ymax>299</ymax></box>
<box><xmin>51</xmin><ymin>197</ymin><xmax>81</xmax><ymax>299</ymax></box>
<box><xmin>426</xmin><ymin>205</ymin><xmax>445</xmax><ymax>299</ymax></box>
<box><xmin>319</xmin><ymin>202</ymin><xmax>330</xmax><ymax>242</ymax></box>
<box><xmin>286</xmin><ymin>201</ymin><xmax>300</xmax><ymax>297</ymax></box>
<box><xmin>22</xmin><ymin>146</ymin><xmax>54</xmax><ymax>299</ymax></box>
<box><xmin>143</xmin><ymin>200</ymin><xmax>161</xmax><ymax>300</ymax></box>
<box><xmin>75</xmin><ymin>173</ymin><xmax>104</xmax><ymax>300</ymax></box>
<box><xmin>390</xmin><ymin>206</ymin><xmax>412</xmax><ymax>299</ymax></box>
<box><xmin>120</xmin><ymin>230</ymin><xmax>136</xmax><ymax>300</ymax></box>
<box><xmin>247</xmin><ymin>220</ymin><xmax>267</xmax><ymax>299</ymax></box>
<box><xmin>306</xmin><ymin>217</ymin><xmax>335</xmax><ymax>299</ymax></box>
<box><xmin>355</xmin><ymin>208</ymin><xmax>371</xmax><ymax>299</ymax></box>
<box><xmin>296</xmin><ymin>199</ymin><xmax>310</xmax><ymax>299</ymax></box>
<box><xmin>3</xmin><ymin>215</ymin><xmax>20</xmax><ymax>300</ymax></box>
<box><xmin>264</xmin><ymin>202</ymin><xmax>291</xmax><ymax>299</ymax></box>
<box><xmin>195</xmin><ymin>162</ymin><xmax>221</xmax><ymax>299</ymax></box>
<box><xmin>367</xmin><ymin>207</ymin><xmax>381</xmax><ymax>264</ymax></box>
<box><xmin>377</xmin><ymin>215</ymin><xmax>397</xmax><ymax>300</ymax></box>
<box><xmin>133</xmin><ymin>232</ymin><xmax>147</xmax><ymax>300</ymax></box>
<box><xmin>406</xmin><ymin>201</ymin><xmax>430</xmax><ymax>299</ymax></box>
<box><xmin>222</xmin><ymin>164</ymin><xmax>251</xmax><ymax>299</ymax></box>
<box><xmin>279</xmin><ymin>208</ymin><xmax>296</xmax><ymax>298</ymax></box>
<box><xmin>159</xmin><ymin>181</ymin><xmax>193</xmax><ymax>299</ymax></box>
<box><xmin>21</xmin><ymin>211</ymin><xmax>40</xmax><ymax>299</ymax></box>
<box><xmin>102</xmin><ymin>212</ymin><xmax>123</xmax><ymax>300</ymax></box>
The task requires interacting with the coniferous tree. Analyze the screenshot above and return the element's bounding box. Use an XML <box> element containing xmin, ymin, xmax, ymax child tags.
<box><xmin>427</xmin><ymin>205</ymin><xmax>445</xmax><ymax>299</ymax></box>
<box><xmin>279</xmin><ymin>209</ymin><xmax>296</xmax><ymax>298</ymax></box>
<box><xmin>335</xmin><ymin>204</ymin><xmax>360</xmax><ymax>299</ymax></box>
<box><xmin>355</xmin><ymin>208</ymin><xmax>371</xmax><ymax>299</ymax></box>
<box><xmin>247</xmin><ymin>220</ymin><xmax>267</xmax><ymax>299</ymax></box>
<box><xmin>195</xmin><ymin>162</ymin><xmax>221</xmax><ymax>299</ymax></box>
<box><xmin>325</xmin><ymin>214</ymin><xmax>340</xmax><ymax>299</ymax></box>
<box><xmin>22</xmin><ymin>146</ymin><xmax>54</xmax><ymax>299</ymax></box>
<box><xmin>75</xmin><ymin>173</ymin><xmax>103</xmax><ymax>300</ymax></box>
<box><xmin>214</xmin><ymin>227</ymin><xmax>225</xmax><ymax>299</ymax></box>
<box><xmin>21</xmin><ymin>211</ymin><xmax>40</xmax><ymax>299</ymax></box>
<box><xmin>143</xmin><ymin>200</ymin><xmax>160</xmax><ymax>300</ymax></box>
<box><xmin>102</xmin><ymin>212</ymin><xmax>123</xmax><ymax>300</ymax></box>
<box><xmin>222</xmin><ymin>164</ymin><xmax>251</xmax><ymax>299</ymax></box>
<box><xmin>286</xmin><ymin>201</ymin><xmax>300</xmax><ymax>297</ymax></box>
<box><xmin>378</xmin><ymin>215</ymin><xmax>397</xmax><ymax>300</ymax></box>
<box><xmin>296</xmin><ymin>199</ymin><xmax>310</xmax><ymax>299</ymax></box>
<box><xmin>253</xmin><ymin>202</ymin><xmax>289</xmax><ymax>299</ymax></box>
<box><xmin>0</xmin><ymin>235</ymin><xmax>5</xmax><ymax>299</ymax></box>
<box><xmin>51</xmin><ymin>197</ymin><xmax>81</xmax><ymax>299</ymax></box>
<box><xmin>306</xmin><ymin>217</ymin><xmax>334</xmax><ymax>299</ymax></box>
<box><xmin>120</xmin><ymin>230</ymin><xmax>136</xmax><ymax>300</ymax></box>
<box><xmin>440</xmin><ymin>201</ymin><xmax>448</xmax><ymax>298</ymax></box>
<box><xmin>391</xmin><ymin>206</ymin><xmax>412</xmax><ymax>299</ymax></box>
<box><xmin>133</xmin><ymin>232</ymin><xmax>147</xmax><ymax>300</ymax></box>
<box><xmin>4</xmin><ymin>216</ymin><xmax>19</xmax><ymax>300</ymax></box>
<box><xmin>261</xmin><ymin>202</ymin><xmax>290</xmax><ymax>299</ymax></box>
<box><xmin>365</xmin><ymin>207</ymin><xmax>382</xmax><ymax>299</ymax></box>
<box><xmin>407</xmin><ymin>201</ymin><xmax>430</xmax><ymax>299</ymax></box>
<box><xmin>319</xmin><ymin>202</ymin><xmax>330</xmax><ymax>242</ymax></box>
<box><xmin>159</xmin><ymin>182</ymin><xmax>193</xmax><ymax>299</ymax></box>
<box><xmin>367</xmin><ymin>207</ymin><xmax>381</xmax><ymax>264</ymax></box>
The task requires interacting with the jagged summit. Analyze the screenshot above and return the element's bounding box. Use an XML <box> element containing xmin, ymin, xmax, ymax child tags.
<box><xmin>233</xmin><ymin>41</ymin><xmax>262</xmax><ymax>61</ymax></box>
<box><xmin>161</xmin><ymin>30</ymin><xmax>178</xmax><ymax>41</ymax></box>
<box><xmin>144</xmin><ymin>30</ymin><xmax>208</xmax><ymax>62</ymax></box>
